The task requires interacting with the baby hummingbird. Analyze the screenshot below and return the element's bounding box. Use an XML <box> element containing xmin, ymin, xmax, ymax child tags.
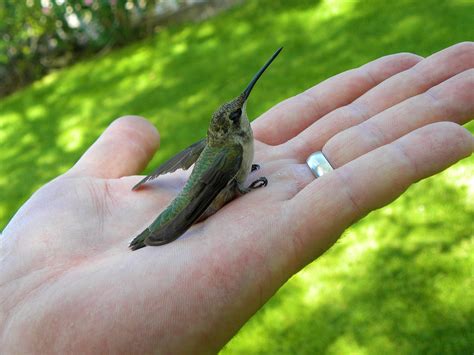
<box><xmin>129</xmin><ymin>48</ymin><xmax>282</xmax><ymax>250</ymax></box>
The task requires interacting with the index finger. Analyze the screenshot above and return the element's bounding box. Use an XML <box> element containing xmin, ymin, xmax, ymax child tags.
<box><xmin>251</xmin><ymin>53</ymin><xmax>422</xmax><ymax>145</ymax></box>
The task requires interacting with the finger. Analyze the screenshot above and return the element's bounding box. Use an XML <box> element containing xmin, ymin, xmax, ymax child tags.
<box><xmin>68</xmin><ymin>116</ymin><xmax>160</xmax><ymax>179</ymax></box>
<box><xmin>323</xmin><ymin>68</ymin><xmax>474</xmax><ymax>167</ymax></box>
<box><xmin>285</xmin><ymin>42</ymin><xmax>474</xmax><ymax>160</ymax></box>
<box><xmin>252</xmin><ymin>53</ymin><xmax>423</xmax><ymax>145</ymax></box>
<box><xmin>286</xmin><ymin>122</ymin><xmax>473</xmax><ymax>269</ymax></box>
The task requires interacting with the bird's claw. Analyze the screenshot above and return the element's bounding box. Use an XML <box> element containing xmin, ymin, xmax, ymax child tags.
<box><xmin>249</xmin><ymin>177</ymin><xmax>268</xmax><ymax>189</ymax></box>
<box><xmin>251</xmin><ymin>164</ymin><xmax>260</xmax><ymax>172</ymax></box>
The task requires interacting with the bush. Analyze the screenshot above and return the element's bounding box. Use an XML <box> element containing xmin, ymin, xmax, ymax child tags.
<box><xmin>0</xmin><ymin>0</ymin><xmax>191</xmax><ymax>97</ymax></box>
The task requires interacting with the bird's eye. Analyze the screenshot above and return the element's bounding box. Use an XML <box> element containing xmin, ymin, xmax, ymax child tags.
<box><xmin>230</xmin><ymin>108</ymin><xmax>242</xmax><ymax>122</ymax></box>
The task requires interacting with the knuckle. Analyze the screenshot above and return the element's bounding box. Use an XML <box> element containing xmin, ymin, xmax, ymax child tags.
<box><xmin>364</xmin><ymin>52</ymin><xmax>422</xmax><ymax>83</ymax></box>
<box><xmin>348</xmin><ymin>69</ymin><xmax>375</xmax><ymax>91</ymax></box>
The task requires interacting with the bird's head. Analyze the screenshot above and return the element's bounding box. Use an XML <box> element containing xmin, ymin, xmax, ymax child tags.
<box><xmin>208</xmin><ymin>47</ymin><xmax>282</xmax><ymax>145</ymax></box>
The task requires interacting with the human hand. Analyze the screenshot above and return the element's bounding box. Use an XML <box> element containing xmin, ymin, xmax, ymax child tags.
<box><xmin>1</xmin><ymin>42</ymin><xmax>472</xmax><ymax>354</ymax></box>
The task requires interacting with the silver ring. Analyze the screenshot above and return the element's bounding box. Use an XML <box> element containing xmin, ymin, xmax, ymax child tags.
<box><xmin>306</xmin><ymin>151</ymin><xmax>334</xmax><ymax>178</ymax></box>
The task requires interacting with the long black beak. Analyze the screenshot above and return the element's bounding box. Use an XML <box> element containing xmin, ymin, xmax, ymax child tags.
<box><xmin>242</xmin><ymin>47</ymin><xmax>283</xmax><ymax>101</ymax></box>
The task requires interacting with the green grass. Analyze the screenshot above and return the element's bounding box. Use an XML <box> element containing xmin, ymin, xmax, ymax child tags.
<box><xmin>1</xmin><ymin>0</ymin><xmax>473</xmax><ymax>353</ymax></box>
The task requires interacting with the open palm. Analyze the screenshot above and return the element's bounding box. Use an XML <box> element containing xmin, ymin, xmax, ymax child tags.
<box><xmin>1</xmin><ymin>43</ymin><xmax>473</xmax><ymax>354</ymax></box>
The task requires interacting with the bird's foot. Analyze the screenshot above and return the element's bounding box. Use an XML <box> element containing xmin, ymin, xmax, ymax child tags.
<box><xmin>251</xmin><ymin>164</ymin><xmax>260</xmax><ymax>172</ymax></box>
<box><xmin>236</xmin><ymin>177</ymin><xmax>268</xmax><ymax>196</ymax></box>
<box><xmin>249</xmin><ymin>177</ymin><xmax>268</xmax><ymax>189</ymax></box>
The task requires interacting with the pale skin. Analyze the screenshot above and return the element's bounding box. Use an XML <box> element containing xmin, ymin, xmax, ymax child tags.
<box><xmin>1</xmin><ymin>42</ymin><xmax>473</xmax><ymax>354</ymax></box>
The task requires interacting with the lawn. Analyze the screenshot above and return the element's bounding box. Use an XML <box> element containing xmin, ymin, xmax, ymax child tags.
<box><xmin>1</xmin><ymin>0</ymin><xmax>473</xmax><ymax>353</ymax></box>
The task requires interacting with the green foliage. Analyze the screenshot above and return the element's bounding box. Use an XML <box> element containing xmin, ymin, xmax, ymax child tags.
<box><xmin>1</xmin><ymin>0</ymin><xmax>473</xmax><ymax>353</ymax></box>
<box><xmin>0</xmin><ymin>0</ymin><xmax>162</xmax><ymax>96</ymax></box>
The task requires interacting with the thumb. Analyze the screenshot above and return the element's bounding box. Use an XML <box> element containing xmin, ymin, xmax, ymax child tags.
<box><xmin>67</xmin><ymin>116</ymin><xmax>160</xmax><ymax>179</ymax></box>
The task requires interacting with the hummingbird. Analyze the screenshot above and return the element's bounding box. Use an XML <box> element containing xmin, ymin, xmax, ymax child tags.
<box><xmin>129</xmin><ymin>47</ymin><xmax>282</xmax><ymax>250</ymax></box>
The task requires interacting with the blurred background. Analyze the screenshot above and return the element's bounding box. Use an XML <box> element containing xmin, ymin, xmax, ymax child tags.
<box><xmin>1</xmin><ymin>0</ymin><xmax>473</xmax><ymax>353</ymax></box>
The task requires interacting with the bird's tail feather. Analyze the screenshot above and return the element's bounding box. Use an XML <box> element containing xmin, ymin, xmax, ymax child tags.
<box><xmin>129</xmin><ymin>228</ymin><xmax>151</xmax><ymax>251</ymax></box>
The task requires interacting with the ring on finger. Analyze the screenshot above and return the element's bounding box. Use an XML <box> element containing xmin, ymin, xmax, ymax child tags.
<box><xmin>306</xmin><ymin>151</ymin><xmax>334</xmax><ymax>178</ymax></box>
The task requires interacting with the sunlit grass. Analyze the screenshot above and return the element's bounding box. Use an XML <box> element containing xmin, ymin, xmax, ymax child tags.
<box><xmin>1</xmin><ymin>0</ymin><xmax>473</xmax><ymax>353</ymax></box>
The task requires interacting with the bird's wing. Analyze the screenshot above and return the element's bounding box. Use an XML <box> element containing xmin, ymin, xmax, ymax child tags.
<box><xmin>144</xmin><ymin>144</ymin><xmax>243</xmax><ymax>246</ymax></box>
<box><xmin>132</xmin><ymin>138</ymin><xmax>206</xmax><ymax>190</ymax></box>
